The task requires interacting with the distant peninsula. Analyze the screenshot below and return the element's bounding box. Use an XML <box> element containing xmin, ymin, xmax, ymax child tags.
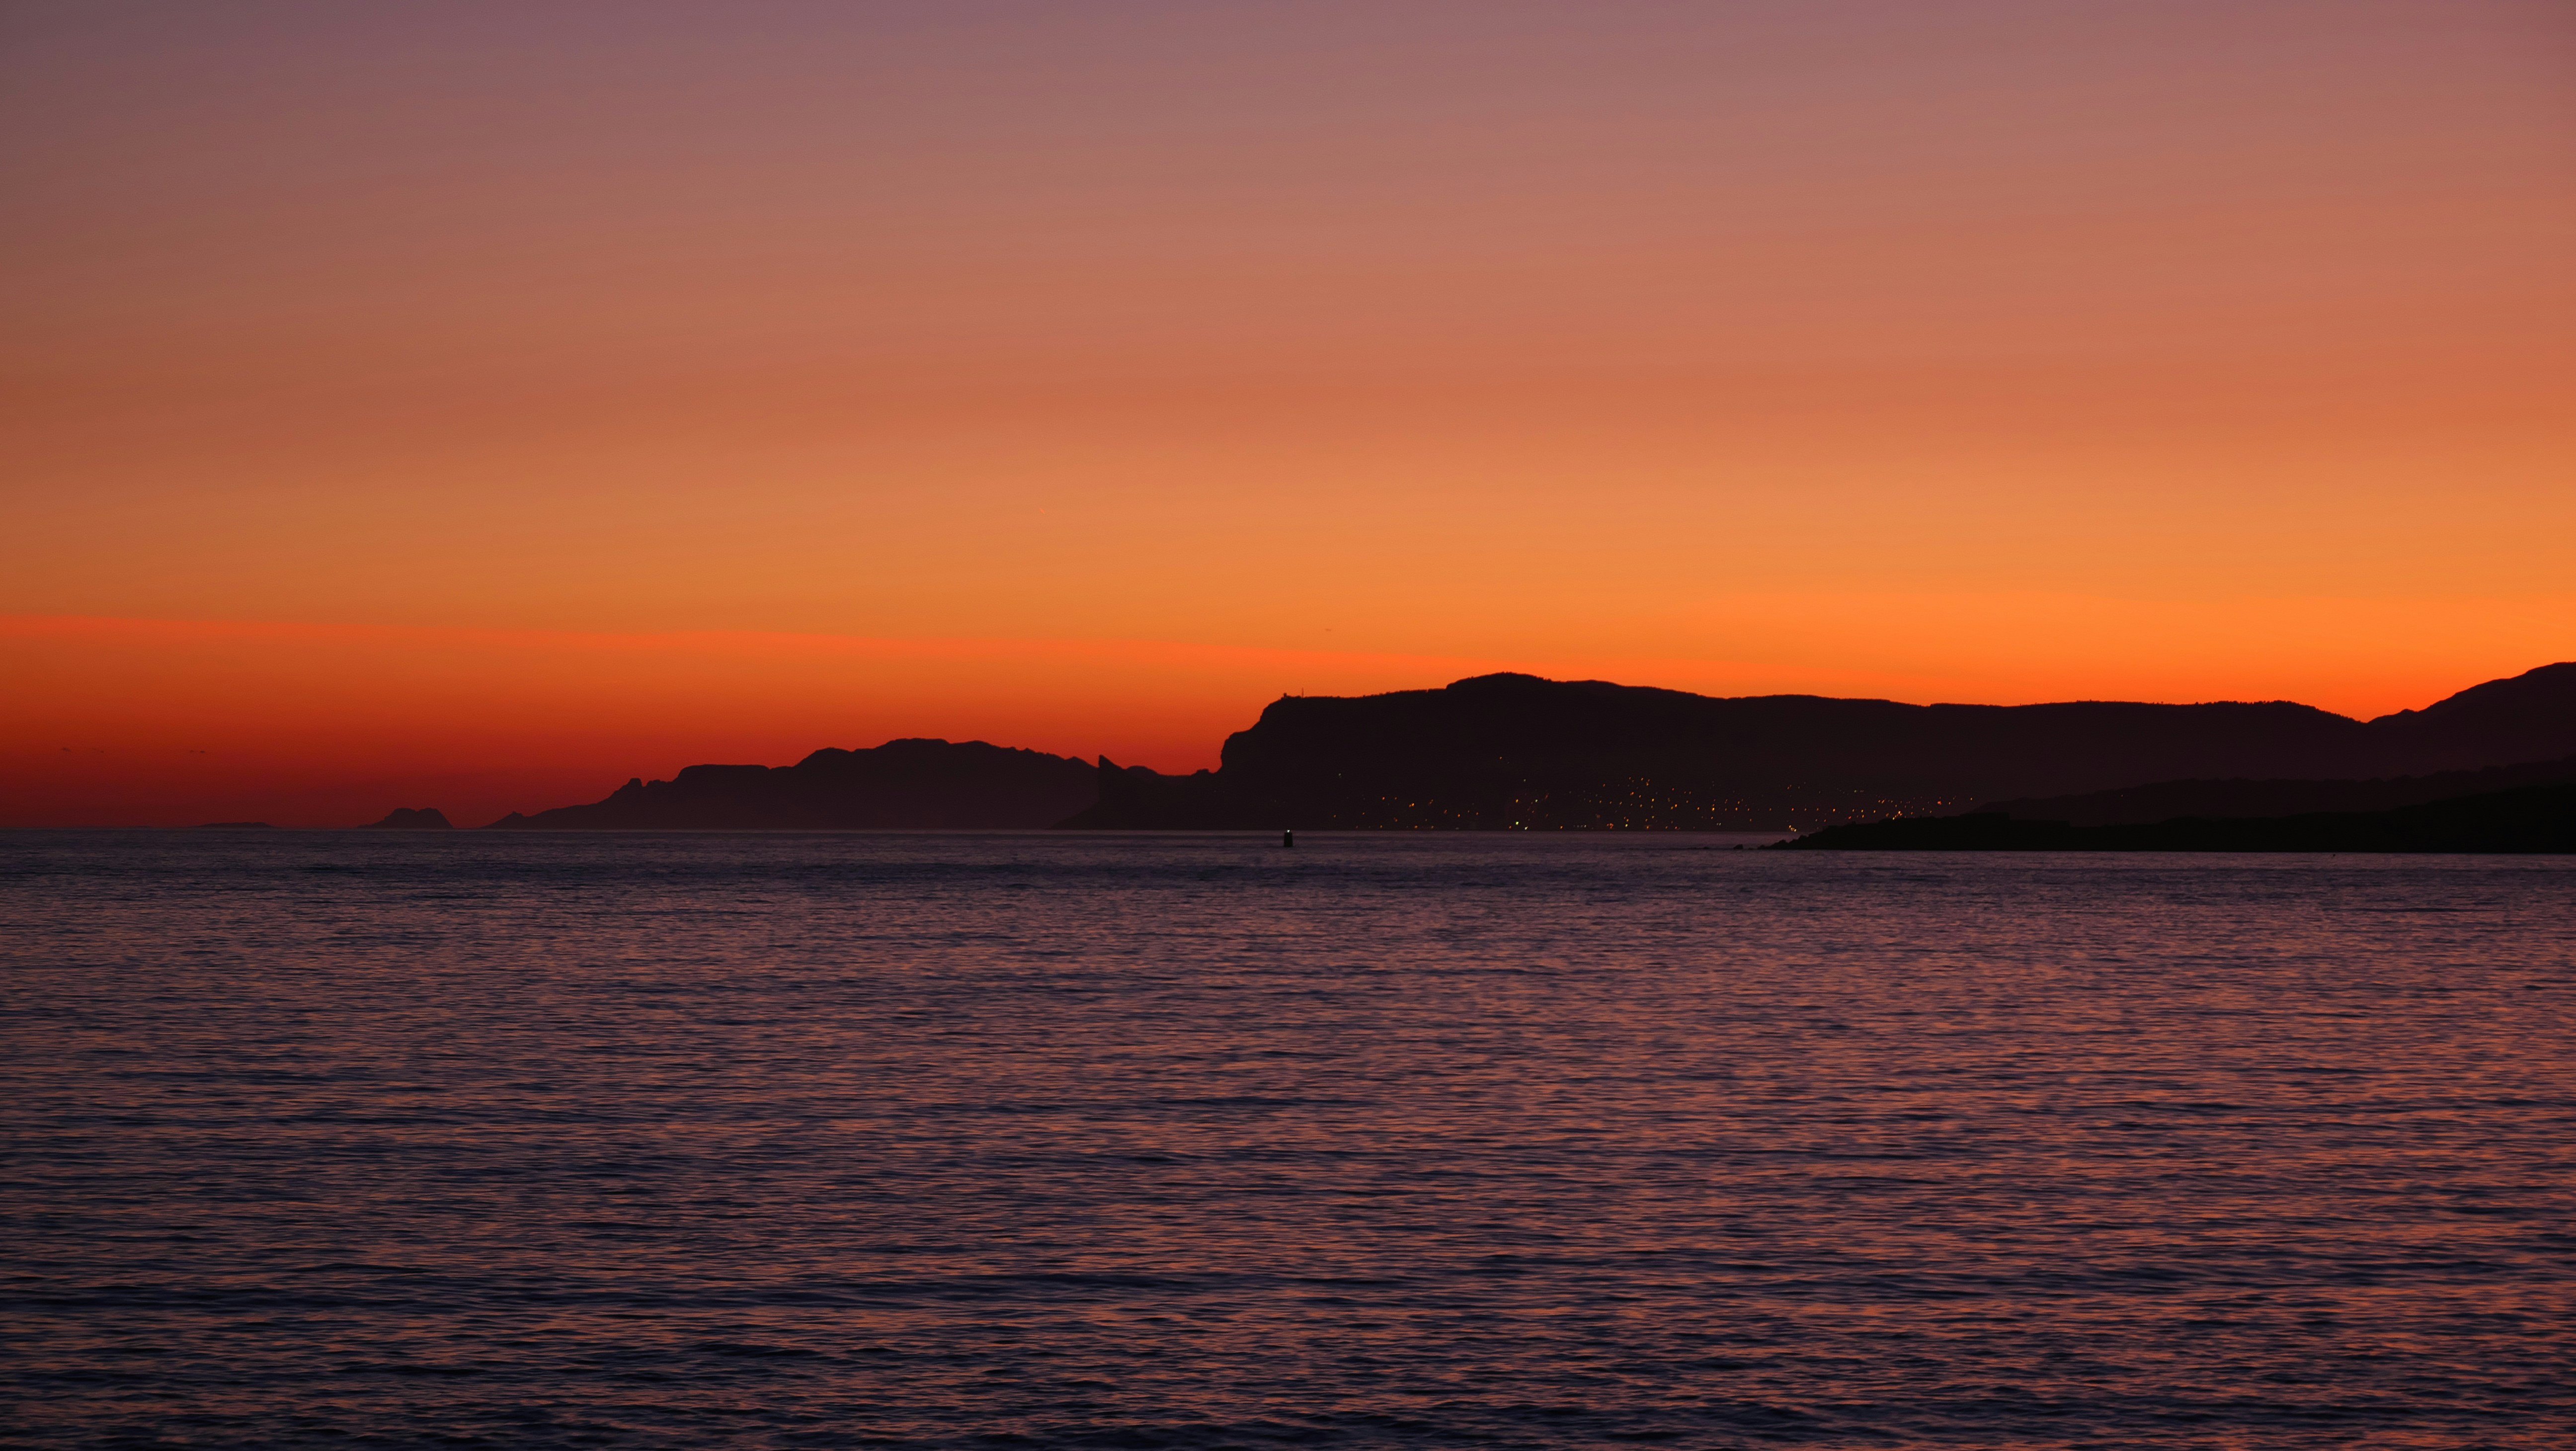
<box><xmin>484</xmin><ymin>738</ymin><xmax>1097</xmax><ymax>830</ymax></box>
<box><xmin>1063</xmin><ymin>662</ymin><xmax>2576</xmax><ymax>832</ymax></box>
<box><xmin>426</xmin><ymin>661</ymin><xmax>2576</xmax><ymax>840</ymax></box>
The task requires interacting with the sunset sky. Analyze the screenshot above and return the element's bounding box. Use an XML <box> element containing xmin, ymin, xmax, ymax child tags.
<box><xmin>5</xmin><ymin>0</ymin><xmax>2573</xmax><ymax>825</ymax></box>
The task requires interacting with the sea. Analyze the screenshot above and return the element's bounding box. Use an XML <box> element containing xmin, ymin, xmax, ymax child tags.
<box><xmin>4</xmin><ymin>830</ymin><xmax>2573</xmax><ymax>1449</ymax></box>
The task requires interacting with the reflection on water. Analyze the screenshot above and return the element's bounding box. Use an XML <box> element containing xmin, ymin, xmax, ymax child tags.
<box><xmin>4</xmin><ymin>831</ymin><xmax>2573</xmax><ymax>1448</ymax></box>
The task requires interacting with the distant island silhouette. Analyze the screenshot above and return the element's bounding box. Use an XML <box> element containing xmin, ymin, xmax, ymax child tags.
<box><xmin>413</xmin><ymin>662</ymin><xmax>2575</xmax><ymax>844</ymax></box>
<box><xmin>360</xmin><ymin>807</ymin><xmax>453</xmax><ymax>829</ymax></box>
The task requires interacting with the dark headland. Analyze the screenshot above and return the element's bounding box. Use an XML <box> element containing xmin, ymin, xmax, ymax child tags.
<box><xmin>411</xmin><ymin>661</ymin><xmax>2575</xmax><ymax>849</ymax></box>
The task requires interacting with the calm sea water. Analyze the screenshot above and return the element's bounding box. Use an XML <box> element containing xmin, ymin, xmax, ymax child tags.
<box><xmin>4</xmin><ymin>830</ymin><xmax>2573</xmax><ymax>1449</ymax></box>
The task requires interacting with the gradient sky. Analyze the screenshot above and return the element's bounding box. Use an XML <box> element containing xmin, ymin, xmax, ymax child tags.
<box><xmin>5</xmin><ymin>0</ymin><xmax>2573</xmax><ymax>825</ymax></box>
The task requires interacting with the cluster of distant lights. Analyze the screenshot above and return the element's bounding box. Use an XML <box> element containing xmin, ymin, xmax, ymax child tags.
<box><xmin>1340</xmin><ymin>788</ymin><xmax>1968</xmax><ymax>830</ymax></box>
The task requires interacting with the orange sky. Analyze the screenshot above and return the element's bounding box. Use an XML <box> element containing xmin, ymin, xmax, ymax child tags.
<box><xmin>4</xmin><ymin>1</ymin><xmax>2573</xmax><ymax>825</ymax></box>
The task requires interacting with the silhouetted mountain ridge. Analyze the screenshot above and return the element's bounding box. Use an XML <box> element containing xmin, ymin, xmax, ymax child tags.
<box><xmin>484</xmin><ymin>738</ymin><xmax>1096</xmax><ymax>830</ymax></box>
<box><xmin>459</xmin><ymin>662</ymin><xmax>2576</xmax><ymax>834</ymax></box>
<box><xmin>1065</xmin><ymin>663</ymin><xmax>2576</xmax><ymax>830</ymax></box>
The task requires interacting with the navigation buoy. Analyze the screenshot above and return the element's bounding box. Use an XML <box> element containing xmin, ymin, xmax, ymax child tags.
<box><xmin>1283</xmin><ymin>829</ymin><xmax>1295</xmax><ymax>848</ymax></box>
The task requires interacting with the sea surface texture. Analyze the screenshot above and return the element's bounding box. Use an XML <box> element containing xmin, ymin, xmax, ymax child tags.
<box><xmin>5</xmin><ymin>831</ymin><xmax>2573</xmax><ymax>1449</ymax></box>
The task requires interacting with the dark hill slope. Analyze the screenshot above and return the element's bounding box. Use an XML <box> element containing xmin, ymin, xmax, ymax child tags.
<box><xmin>1066</xmin><ymin>663</ymin><xmax>2576</xmax><ymax>831</ymax></box>
<box><xmin>1974</xmin><ymin>754</ymin><xmax>2576</xmax><ymax>827</ymax></box>
<box><xmin>2365</xmin><ymin>662</ymin><xmax>2576</xmax><ymax>770</ymax></box>
<box><xmin>1774</xmin><ymin>781</ymin><xmax>2576</xmax><ymax>854</ymax></box>
<box><xmin>485</xmin><ymin>738</ymin><xmax>1097</xmax><ymax>830</ymax></box>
